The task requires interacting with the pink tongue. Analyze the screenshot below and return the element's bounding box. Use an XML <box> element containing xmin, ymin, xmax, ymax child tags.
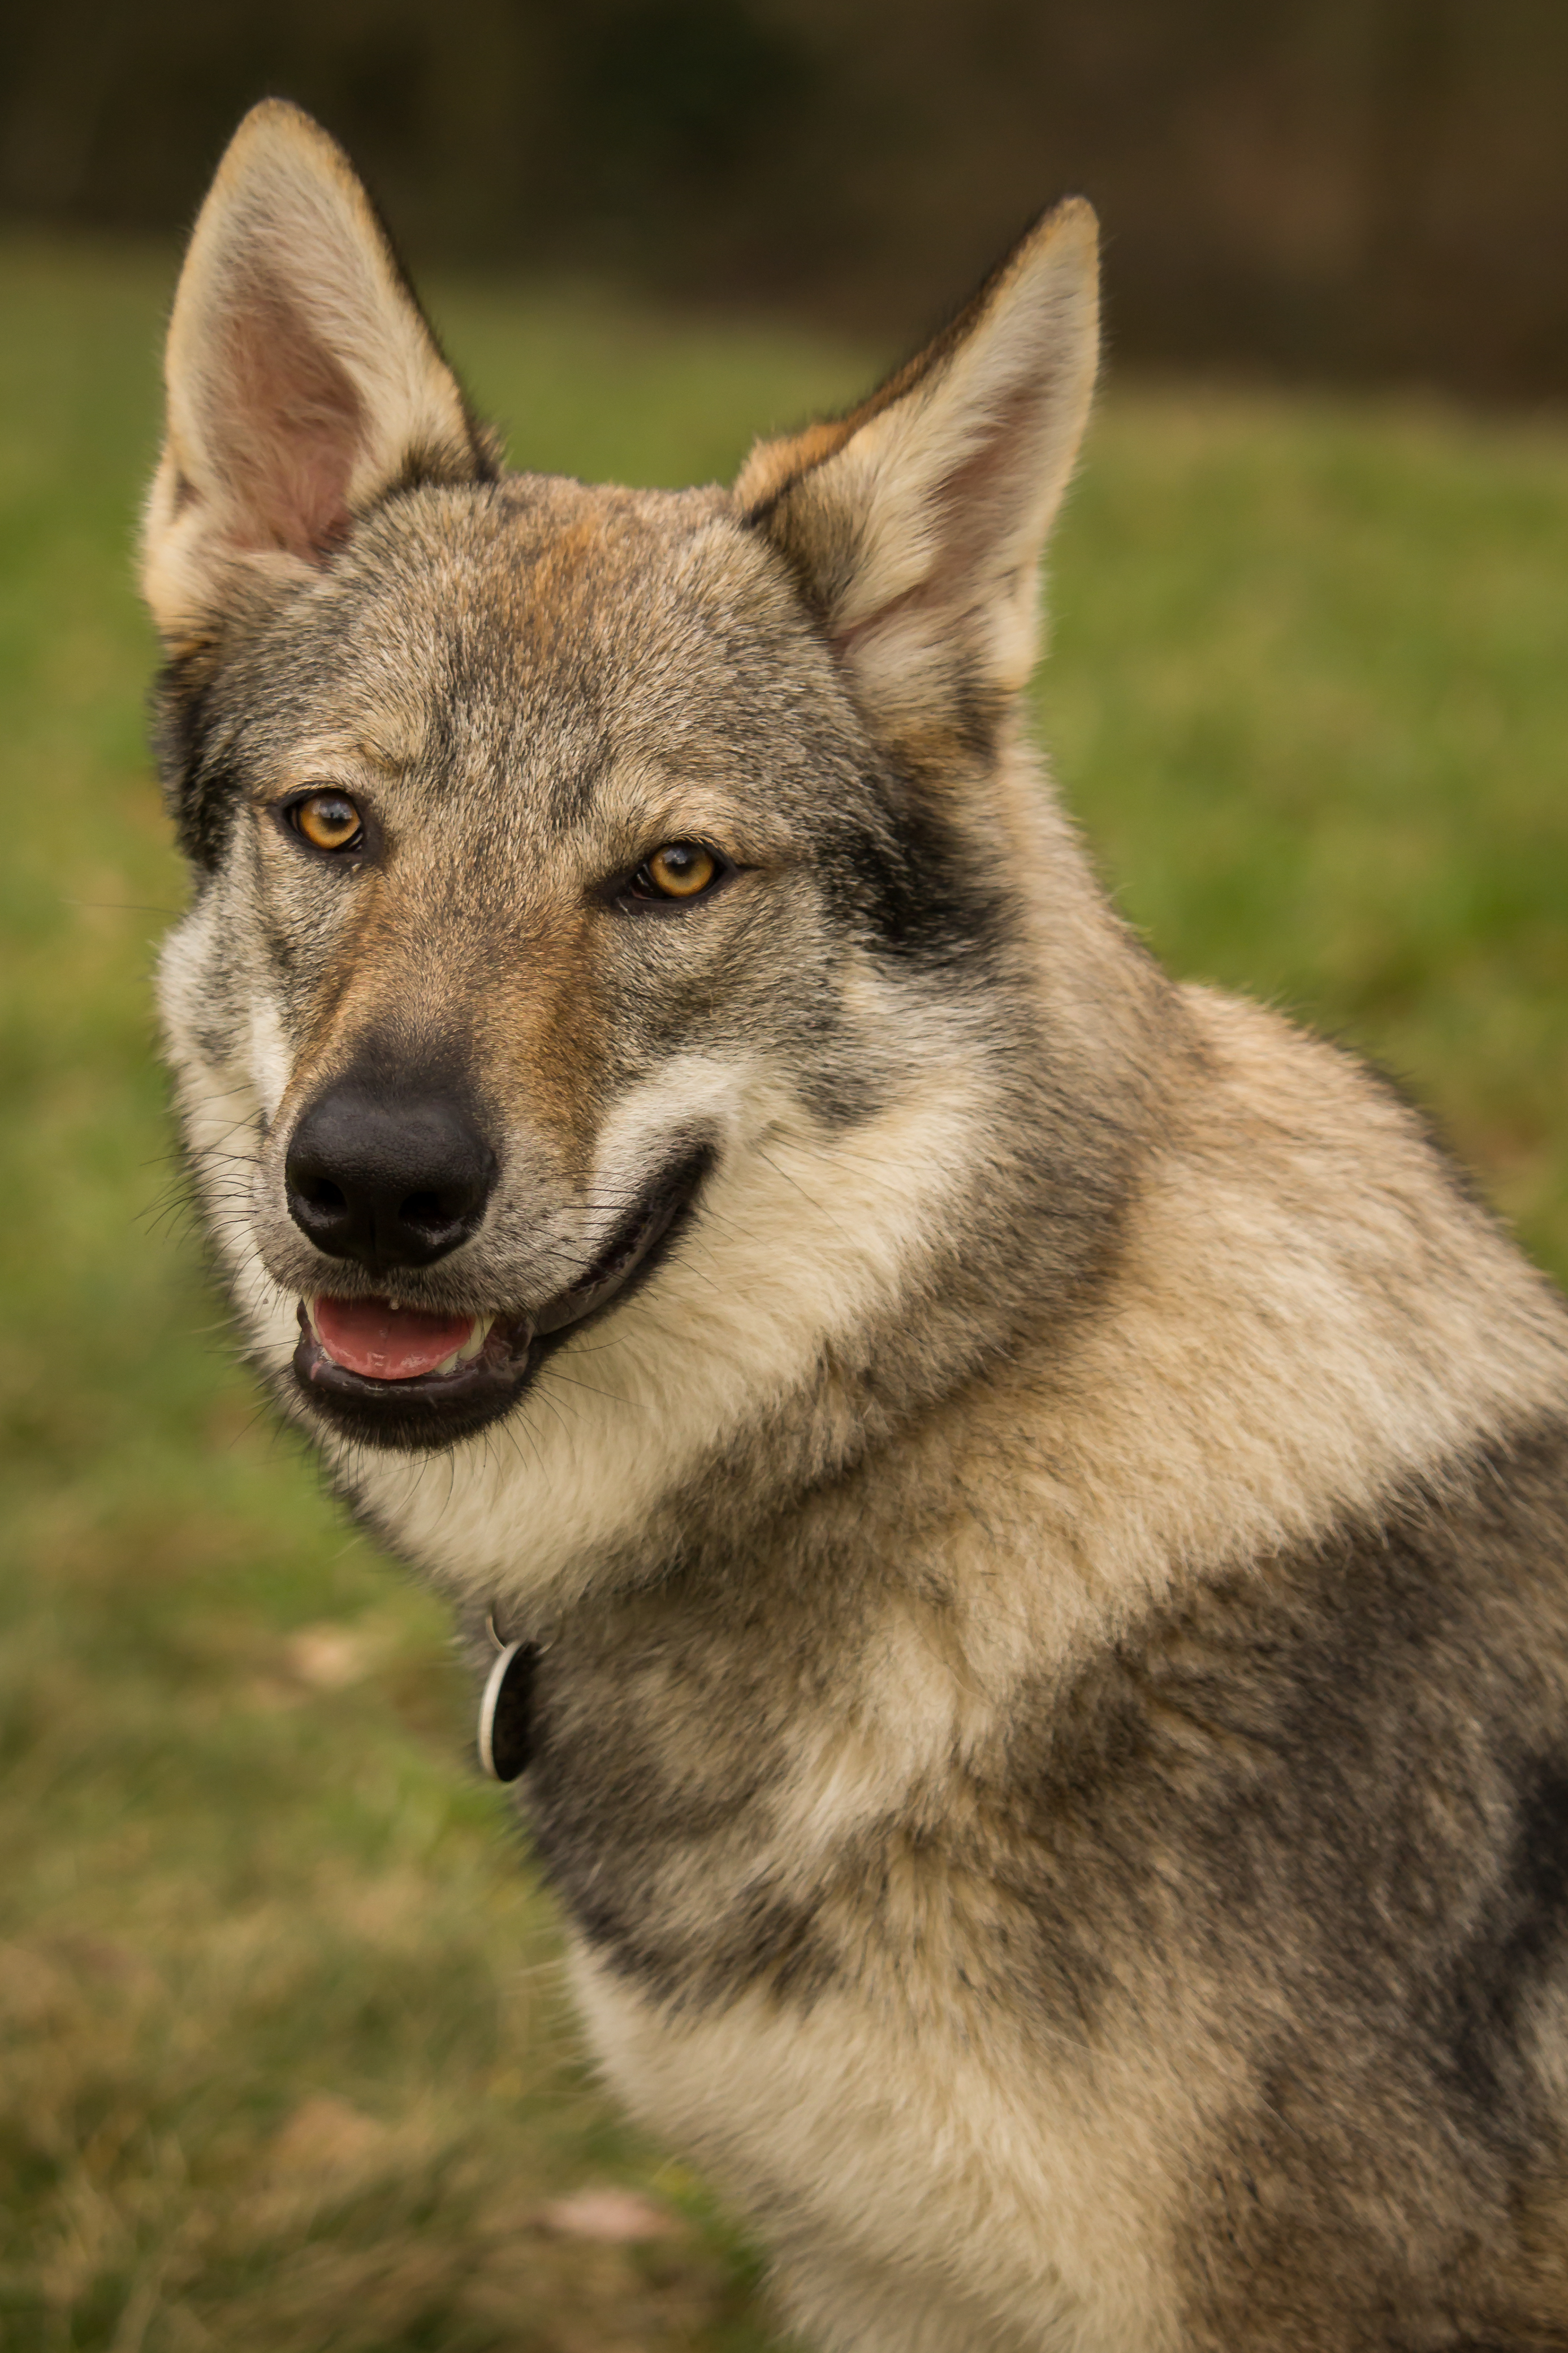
<box><xmin>313</xmin><ymin>1296</ymin><xmax>477</xmax><ymax>1381</ymax></box>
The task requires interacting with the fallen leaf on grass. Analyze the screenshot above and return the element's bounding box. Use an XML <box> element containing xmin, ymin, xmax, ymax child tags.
<box><xmin>269</xmin><ymin>2093</ymin><xmax>394</xmax><ymax>2176</ymax></box>
<box><xmin>44</xmin><ymin>1931</ymin><xmax>148</xmax><ymax>1981</ymax></box>
<box><xmin>284</xmin><ymin>1623</ymin><xmax>382</xmax><ymax>1691</ymax></box>
<box><xmin>537</xmin><ymin>2187</ymin><xmax>681</xmax><ymax>2242</ymax></box>
<box><xmin>0</xmin><ymin>1941</ymin><xmax>71</xmax><ymax>2026</ymax></box>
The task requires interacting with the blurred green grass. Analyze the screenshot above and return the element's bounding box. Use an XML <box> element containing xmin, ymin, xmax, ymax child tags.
<box><xmin>1</xmin><ymin>231</ymin><xmax>1565</xmax><ymax>2350</ymax></box>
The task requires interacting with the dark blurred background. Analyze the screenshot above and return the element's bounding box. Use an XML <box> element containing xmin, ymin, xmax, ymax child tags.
<box><xmin>4</xmin><ymin>1</ymin><xmax>1567</xmax><ymax>394</ymax></box>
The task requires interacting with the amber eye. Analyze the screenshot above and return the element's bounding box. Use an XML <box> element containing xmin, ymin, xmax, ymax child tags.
<box><xmin>290</xmin><ymin>791</ymin><xmax>364</xmax><ymax>853</ymax></box>
<box><xmin>637</xmin><ymin>843</ymin><xmax>720</xmax><ymax>900</ymax></box>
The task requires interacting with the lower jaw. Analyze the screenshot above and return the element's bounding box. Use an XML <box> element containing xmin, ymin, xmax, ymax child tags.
<box><xmin>290</xmin><ymin>1308</ymin><xmax>538</xmax><ymax>1452</ymax></box>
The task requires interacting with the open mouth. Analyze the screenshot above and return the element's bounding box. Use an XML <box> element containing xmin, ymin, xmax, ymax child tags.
<box><xmin>290</xmin><ymin>1147</ymin><xmax>709</xmax><ymax>1451</ymax></box>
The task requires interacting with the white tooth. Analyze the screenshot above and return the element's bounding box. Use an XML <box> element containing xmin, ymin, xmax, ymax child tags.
<box><xmin>453</xmin><ymin>1314</ymin><xmax>494</xmax><ymax>1366</ymax></box>
<box><xmin>432</xmin><ymin>1316</ymin><xmax>494</xmax><ymax>1378</ymax></box>
<box><xmin>305</xmin><ymin>1296</ymin><xmax>323</xmax><ymax>1339</ymax></box>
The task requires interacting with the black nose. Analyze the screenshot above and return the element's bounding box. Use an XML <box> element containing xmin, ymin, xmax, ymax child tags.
<box><xmin>285</xmin><ymin>1086</ymin><xmax>498</xmax><ymax>1271</ymax></box>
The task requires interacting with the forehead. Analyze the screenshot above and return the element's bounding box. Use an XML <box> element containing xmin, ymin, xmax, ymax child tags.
<box><xmin>252</xmin><ymin>474</ymin><xmax>827</xmax><ymax>811</ymax></box>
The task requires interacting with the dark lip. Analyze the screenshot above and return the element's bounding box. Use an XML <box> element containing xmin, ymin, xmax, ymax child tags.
<box><xmin>289</xmin><ymin>1145</ymin><xmax>711</xmax><ymax>1453</ymax></box>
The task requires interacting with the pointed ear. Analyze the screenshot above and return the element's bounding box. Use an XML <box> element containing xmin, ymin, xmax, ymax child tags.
<box><xmin>735</xmin><ymin>199</ymin><xmax>1098</xmax><ymax>743</ymax></box>
<box><xmin>141</xmin><ymin>101</ymin><xmax>496</xmax><ymax>644</ymax></box>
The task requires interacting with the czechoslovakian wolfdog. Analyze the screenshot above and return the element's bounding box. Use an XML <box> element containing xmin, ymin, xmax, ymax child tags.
<box><xmin>143</xmin><ymin>101</ymin><xmax>1568</xmax><ymax>2352</ymax></box>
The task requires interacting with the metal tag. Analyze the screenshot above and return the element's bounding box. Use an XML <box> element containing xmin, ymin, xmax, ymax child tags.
<box><xmin>477</xmin><ymin>1639</ymin><xmax>539</xmax><ymax>1782</ymax></box>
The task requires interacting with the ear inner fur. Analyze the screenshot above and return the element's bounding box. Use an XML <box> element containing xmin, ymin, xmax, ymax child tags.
<box><xmin>141</xmin><ymin>99</ymin><xmax>495</xmax><ymax>642</ymax></box>
<box><xmin>736</xmin><ymin>198</ymin><xmax>1099</xmax><ymax>739</ymax></box>
<box><xmin>733</xmin><ymin>199</ymin><xmax>1088</xmax><ymax>521</ymax></box>
<box><xmin>215</xmin><ymin>270</ymin><xmax>366</xmax><ymax>558</ymax></box>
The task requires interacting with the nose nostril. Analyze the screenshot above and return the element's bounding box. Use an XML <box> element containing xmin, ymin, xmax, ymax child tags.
<box><xmin>400</xmin><ymin>1189</ymin><xmax>450</xmax><ymax>1232</ymax></box>
<box><xmin>303</xmin><ymin>1177</ymin><xmax>347</xmax><ymax>1212</ymax></box>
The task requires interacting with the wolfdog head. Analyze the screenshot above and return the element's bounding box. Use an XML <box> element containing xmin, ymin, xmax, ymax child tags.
<box><xmin>144</xmin><ymin>103</ymin><xmax>1154</xmax><ymax>1603</ymax></box>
